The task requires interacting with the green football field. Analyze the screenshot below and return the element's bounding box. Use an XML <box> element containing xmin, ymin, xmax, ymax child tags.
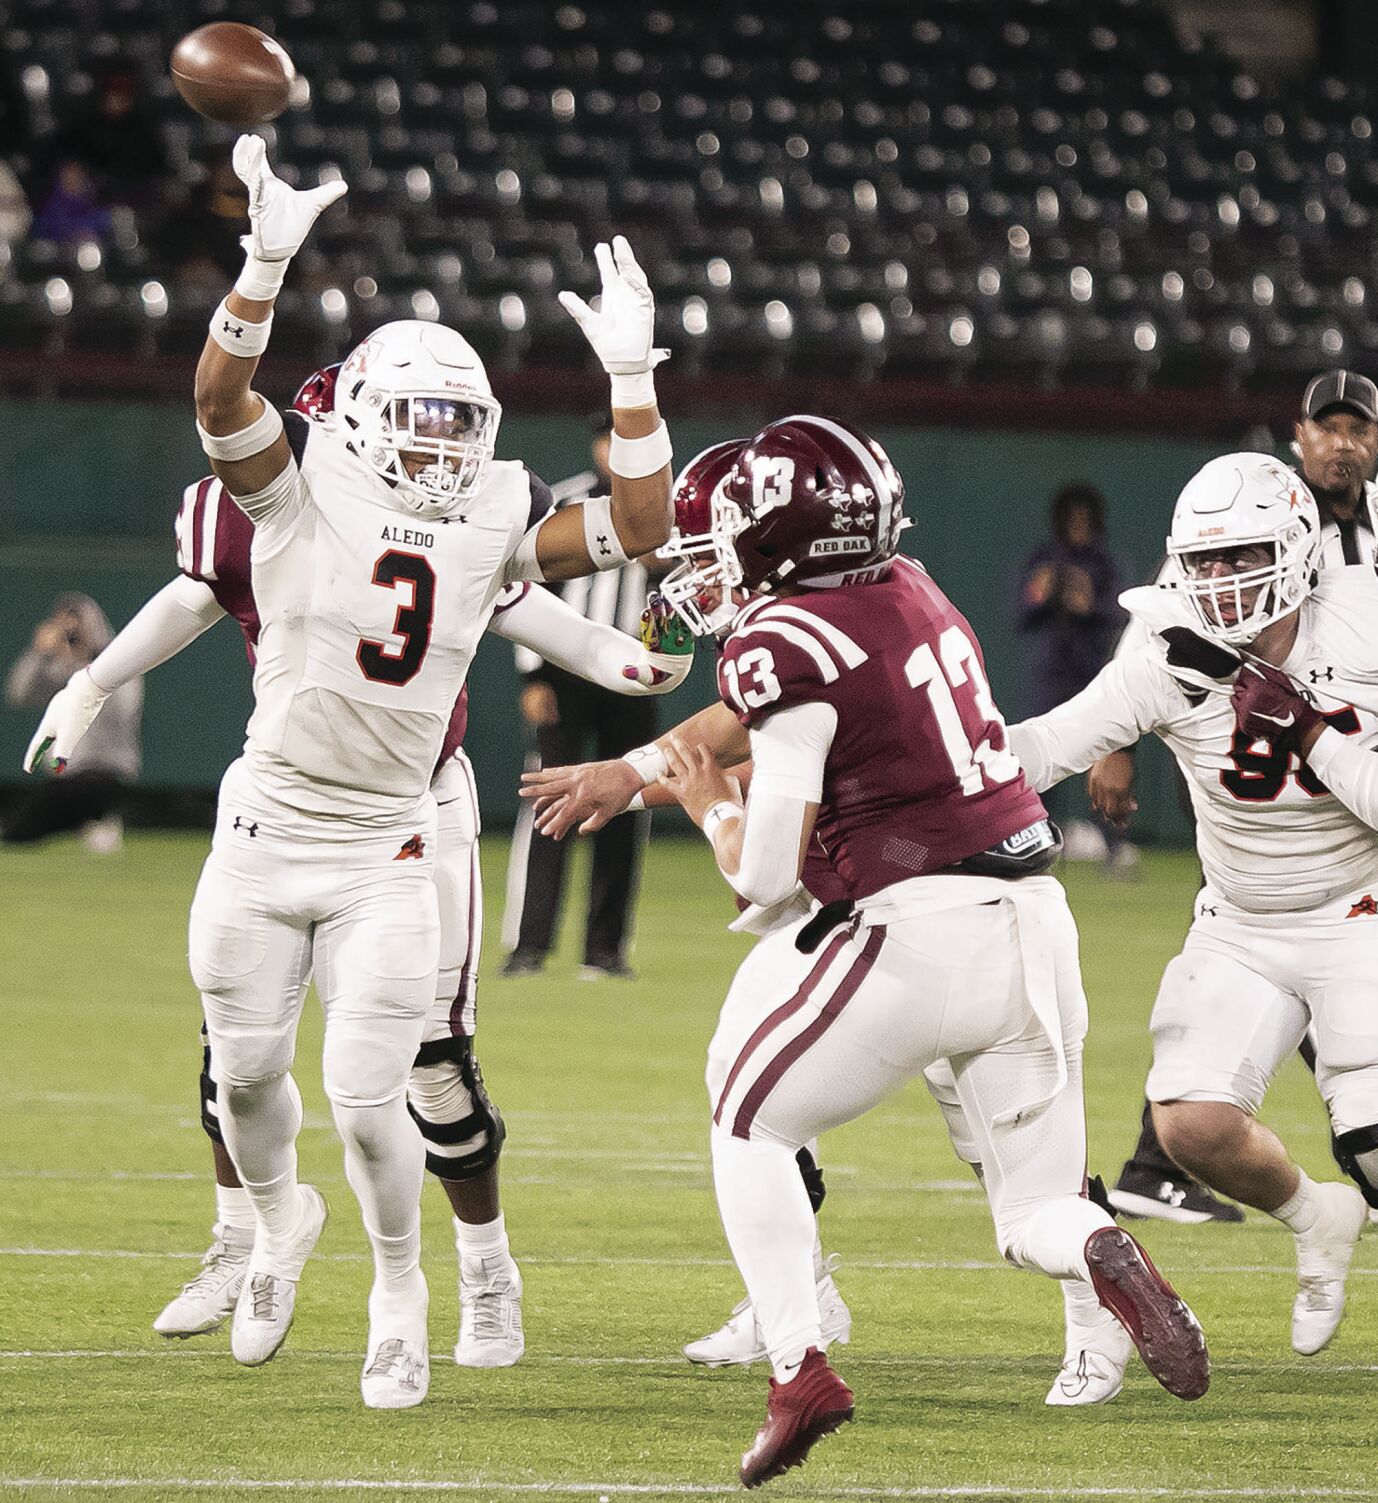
<box><xmin>2</xmin><ymin>833</ymin><xmax>1375</xmax><ymax>1503</ymax></box>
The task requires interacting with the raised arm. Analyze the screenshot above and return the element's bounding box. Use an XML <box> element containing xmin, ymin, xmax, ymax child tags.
<box><xmin>508</xmin><ymin>237</ymin><xmax>672</xmax><ymax>582</ymax></box>
<box><xmin>193</xmin><ymin>136</ymin><xmax>345</xmax><ymax>502</ymax></box>
<box><xmin>24</xmin><ymin>576</ymin><xmax>225</xmax><ymax>774</ymax></box>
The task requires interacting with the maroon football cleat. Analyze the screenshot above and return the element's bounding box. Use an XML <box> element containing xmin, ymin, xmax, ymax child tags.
<box><xmin>739</xmin><ymin>1347</ymin><xmax>855</xmax><ymax>1489</ymax></box>
<box><xmin>1085</xmin><ymin>1226</ymin><xmax>1210</xmax><ymax>1401</ymax></box>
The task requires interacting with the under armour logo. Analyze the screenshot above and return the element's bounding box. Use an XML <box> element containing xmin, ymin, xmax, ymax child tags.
<box><xmin>1309</xmin><ymin>666</ymin><xmax>1335</xmax><ymax>684</ymax></box>
<box><xmin>222</xmin><ymin>320</ymin><xmax>244</xmax><ymax>339</ymax></box>
<box><xmin>1200</xmin><ymin>904</ymin><xmax>1218</xmax><ymax>918</ymax></box>
<box><xmin>595</xmin><ymin>533</ymin><xmax>612</xmax><ymax>558</ymax></box>
<box><xmin>232</xmin><ymin>816</ymin><xmax>258</xmax><ymax>837</ymax></box>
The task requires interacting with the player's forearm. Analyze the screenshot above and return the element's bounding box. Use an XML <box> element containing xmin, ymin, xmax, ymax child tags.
<box><xmin>491</xmin><ymin>586</ymin><xmax>653</xmax><ymax>695</ymax></box>
<box><xmin>87</xmin><ymin>577</ymin><xmax>226</xmax><ymax>694</ymax></box>
<box><xmin>194</xmin><ymin>289</ymin><xmax>277</xmax><ymax>435</ymax></box>
<box><xmin>607</xmin><ymin>402</ymin><xmax>673</xmax><ymax>559</ymax></box>
<box><xmin>653</xmin><ymin>702</ymin><xmax>750</xmax><ymax>767</ymax></box>
<box><xmin>1008</xmin><ymin>661</ymin><xmax>1155</xmax><ymax>791</ymax></box>
<box><xmin>1304</xmin><ymin>727</ymin><xmax>1378</xmax><ymax>833</ymax></box>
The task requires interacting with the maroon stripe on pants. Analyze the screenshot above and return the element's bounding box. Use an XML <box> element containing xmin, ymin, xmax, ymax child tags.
<box><xmin>449</xmin><ymin>754</ymin><xmax>482</xmax><ymax>1037</ymax></box>
<box><xmin>191</xmin><ymin>475</ymin><xmax>213</xmax><ymax>577</ymax></box>
<box><xmin>731</xmin><ymin>925</ymin><xmax>887</xmax><ymax>1141</ymax></box>
<box><xmin>713</xmin><ymin>931</ymin><xmax>851</xmax><ymax>1128</ymax></box>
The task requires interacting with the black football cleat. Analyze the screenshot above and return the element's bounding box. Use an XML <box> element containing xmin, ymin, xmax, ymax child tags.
<box><xmin>1109</xmin><ymin>1164</ymin><xmax>1244</xmax><ymax>1225</ymax></box>
<box><xmin>739</xmin><ymin>1348</ymin><xmax>854</xmax><ymax>1489</ymax></box>
<box><xmin>1085</xmin><ymin>1227</ymin><xmax>1210</xmax><ymax>1401</ymax></box>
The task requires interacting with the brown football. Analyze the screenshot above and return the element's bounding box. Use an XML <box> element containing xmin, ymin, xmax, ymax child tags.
<box><xmin>170</xmin><ymin>23</ymin><xmax>295</xmax><ymax>125</ymax></box>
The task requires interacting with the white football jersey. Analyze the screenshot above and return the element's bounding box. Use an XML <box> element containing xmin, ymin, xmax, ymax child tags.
<box><xmin>232</xmin><ymin>413</ymin><xmax>547</xmax><ymax>823</ymax></box>
<box><xmin>1011</xmin><ymin>565</ymin><xmax>1378</xmax><ymax>913</ymax></box>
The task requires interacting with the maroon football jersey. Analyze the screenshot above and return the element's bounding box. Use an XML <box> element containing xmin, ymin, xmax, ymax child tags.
<box><xmin>717</xmin><ymin>557</ymin><xmax>1046</xmax><ymax>901</ymax></box>
<box><xmin>173</xmin><ymin>475</ymin><xmax>470</xmax><ymax>763</ymax></box>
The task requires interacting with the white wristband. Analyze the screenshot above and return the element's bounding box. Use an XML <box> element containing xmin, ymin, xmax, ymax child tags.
<box><xmin>609</xmin><ymin>420</ymin><xmax>673</xmax><ymax>480</ymax></box>
<box><xmin>197</xmin><ymin>396</ymin><xmax>284</xmax><ymax>462</ymax></box>
<box><xmin>582</xmin><ymin>494</ymin><xmax>632</xmax><ymax>569</ymax></box>
<box><xmin>702</xmin><ymin>799</ymin><xmax>744</xmax><ymax>845</ymax></box>
<box><xmin>623</xmin><ymin>742</ymin><xmax>668</xmax><ymax>786</ymax></box>
<box><xmin>234</xmin><ymin>250</ymin><xmax>289</xmax><ymax>301</ymax></box>
<box><xmin>210</xmin><ymin>298</ymin><xmax>273</xmax><ymax>357</ymax></box>
<box><xmin>610</xmin><ymin>370</ymin><xmax>658</xmax><ymax>409</ymax></box>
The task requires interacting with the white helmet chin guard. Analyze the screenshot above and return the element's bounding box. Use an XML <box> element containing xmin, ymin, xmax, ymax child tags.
<box><xmin>335</xmin><ymin>320</ymin><xmax>501</xmax><ymax>517</ymax></box>
<box><xmin>1165</xmin><ymin>452</ymin><xmax>1321</xmax><ymax>645</ymax></box>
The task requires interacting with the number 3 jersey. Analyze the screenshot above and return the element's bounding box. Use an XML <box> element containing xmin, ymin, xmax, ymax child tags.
<box><xmin>1009</xmin><ymin>565</ymin><xmax>1378</xmax><ymax>914</ymax></box>
<box><xmin>222</xmin><ymin>411</ymin><xmax>546</xmax><ymax>824</ymax></box>
<box><xmin>717</xmin><ymin>556</ymin><xmax>1046</xmax><ymax>901</ymax></box>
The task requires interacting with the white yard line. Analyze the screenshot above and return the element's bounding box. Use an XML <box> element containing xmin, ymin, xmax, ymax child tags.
<box><xmin>1</xmin><ymin>1245</ymin><xmax>1374</xmax><ymax>1277</ymax></box>
<box><xmin>2</xmin><ymin>1479</ymin><xmax>1376</xmax><ymax>1499</ymax></box>
<box><xmin>2</xmin><ymin>1348</ymin><xmax>1377</xmax><ymax>1377</ymax></box>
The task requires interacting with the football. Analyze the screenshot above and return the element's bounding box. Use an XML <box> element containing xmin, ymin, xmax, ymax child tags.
<box><xmin>170</xmin><ymin>22</ymin><xmax>295</xmax><ymax>126</ymax></box>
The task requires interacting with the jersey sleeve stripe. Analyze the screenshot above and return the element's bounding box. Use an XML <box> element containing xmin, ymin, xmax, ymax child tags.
<box><xmin>733</xmin><ymin>620</ymin><xmax>841</xmax><ymax>683</ymax></box>
<box><xmin>199</xmin><ymin>479</ymin><xmax>222</xmax><ymax>583</ymax></box>
<box><xmin>751</xmin><ymin>601</ymin><xmax>869</xmax><ymax>667</ymax></box>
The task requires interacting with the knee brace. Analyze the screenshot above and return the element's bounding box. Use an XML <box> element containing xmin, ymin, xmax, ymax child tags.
<box><xmin>795</xmin><ymin>1145</ymin><xmax>826</xmax><ymax>1215</ymax></box>
<box><xmin>1333</xmin><ymin>1124</ymin><xmax>1378</xmax><ymax>1209</ymax></box>
<box><xmin>199</xmin><ymin>1023</ymin><xmax>223</xmax><ymax>1146</ymax></box>
<box><xmin>407</xmin><ymin>1034</ymin><xmax>506</xmax><ymax>1182</ymax></box>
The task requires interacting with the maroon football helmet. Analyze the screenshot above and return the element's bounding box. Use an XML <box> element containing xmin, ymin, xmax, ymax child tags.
<box><xmin>658</xmin><ymin>439</ymin><xmax>751</xmax><ymax>635</ymax></box>
<box><xmin>722</xmin><ymin>415</ymin><xmax>907</xmax><ymax>594</ymax></box>
<box><xmin>291</xmin><ymin>362</ymin><xmax>342</xmax><ymax>421</ymax></box>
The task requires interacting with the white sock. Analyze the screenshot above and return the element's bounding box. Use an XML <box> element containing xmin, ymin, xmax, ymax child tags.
<box><xmin>1272</xmin><ymin>1169</ymin><xmax>1321</xmax><ymax>1235</ymax></box>
<box><xmin>456</xmin><ymin>1212</ymin><xmax>510</xmax><ymax>1265</ymax></box>
<box><xmin>218</xmin><ymin>1074</ymin><xmax>304</xmax><ymax>1265</ymax></box>
<box><xmin>712</xmin><ymin>1126</ymin><xmax>821</xmax><ymax>1383</ymax></box>
<box><xmin>333</xmin><ymin>1097</ymin><xmax>426</xmax><ymax>1292</ymax></box>
<box><xmin>1060</xmin><ymin>1276</ymin><xmax>1105</xmax><ymax>1354</ymax></box>
<box><xmin>214</xmin><ymin>1184</ymin><xmax>256</xmax><ymax>1236</ymax></box>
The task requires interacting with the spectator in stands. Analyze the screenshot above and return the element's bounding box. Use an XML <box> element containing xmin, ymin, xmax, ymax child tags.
<box><xmin>4</xmin><ymin>594</ymin><xmax>141</xmax><ymax>852</ymax></box>
<box><xmin>159</xmin><ymin>156</ymin><xmax>250</xmax><ymax>289</ymax></box>
<box><xmin>1017</xmin><ymin>482</ymin><xmax>1132</xmax><ymax>868</ymax></box>
<box><xmin>31</xmin><ymin>159</ymin><xmax>109</xmax><ymax>244</ymax></box>
<box><xmin>53</xmin><ymin>66</ymin><xmax>166</xmax><ymax>218</ymax></box>
<box><xmin>0</xmin><ymin>157</ymin><xmax>30</xmax><ymax>246</ymax></box>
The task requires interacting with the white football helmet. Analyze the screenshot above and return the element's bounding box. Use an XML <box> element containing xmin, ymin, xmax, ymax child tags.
<box><xmin>1166</xmin><ymin>452</ymin><xmax>1321</xmax><ymax>644</ymax></box>
<box><xmin>334</xmin><ymin>320</ymin><xmax>501</xmax><ymax>517</ymax></box>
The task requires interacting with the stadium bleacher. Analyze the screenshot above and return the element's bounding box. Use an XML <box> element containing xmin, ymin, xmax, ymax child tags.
<box><xmin>2</xmin><ymin>0</ymin><xmax>1376</xmax><ymax>393</ymax></box>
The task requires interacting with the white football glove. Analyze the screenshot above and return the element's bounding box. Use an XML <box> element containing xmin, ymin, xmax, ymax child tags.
<box><xmin>232</xmin><ymin>134</ymin><xmax>347</xmax><ymax>265</ymax></box>
<box><xmin>23</xmin><ymin>668</ymin><xmax>108</xmax><ymax>775</ymax></box>
<box><xmin>559</xmin><ymin>235</ymin><xmax>668</xmax><ymax>376</ymax></box>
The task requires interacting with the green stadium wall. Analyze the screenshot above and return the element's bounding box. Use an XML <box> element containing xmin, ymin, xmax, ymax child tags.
<box><xmin>0</xmin><ymin>400</ymin><xmax>1226</xmax><ymax>839</ymax></box>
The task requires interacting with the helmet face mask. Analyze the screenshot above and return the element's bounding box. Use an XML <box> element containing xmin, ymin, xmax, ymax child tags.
<box><xmin>658</xmin><ymin>440</ymin><xmax>753</xmax><ymax>636</ymax></box>
<box><xmin>1165</xmin><ymin>454</ymin><xmax>1320</xmax><ymax>646</ymax></box>
<box><xmin>335</xmin><ymin>321</ymin><xmax>502</xmax><ymax>519</ymax></box>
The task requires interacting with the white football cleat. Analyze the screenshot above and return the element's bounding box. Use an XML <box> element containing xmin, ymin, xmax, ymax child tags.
<box><xmin>230</xmin><ymin>1184</ymin><xmax>328</xmax><ymax>1367</ymax></box>
<box><xmin>153</xmin><ymin>1223</ymin><xmax>252</xmax><ymax>1338</ymax></box>
<box><xmin>1045</xmin><ymin>1277</ymin><xmax>1134</xmax><ymax>1407</ymax></box>
<box><xmin>1292</xmin><ymin>1181</ymin><xmax>1366</xmax><ymax>1355</ymax></box>
<box><xmin>683</xmin><ymin>1257</ymin><xmax>852</xmax><ymax>1367</ymax></box>
<box><xmin>455</xmin><ymin>1254</ymin><xmax>525</xmax><ymax>1368</ymax></box>
<box><xmin>362</xmin><ymin>1337</ymin><xmax>430</xmax><ymax>1409</ymax></box>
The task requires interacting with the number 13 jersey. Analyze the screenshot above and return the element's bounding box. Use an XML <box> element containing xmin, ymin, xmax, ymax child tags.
<box><xmin>716</xmin><ymin>556</ymin><xmax>1046</xmax><ymax>900</ymax></box>
<box><xmin>231</xmin><ymin>411</ymin><xmax>546</xmax><ymax>824</ymax></box>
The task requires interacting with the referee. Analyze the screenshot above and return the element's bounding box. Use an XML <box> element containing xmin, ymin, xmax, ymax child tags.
<box><xmin>501</xmin><ymin>419</ymin><xmax>656</xmax><ymax>979</ymax></box>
